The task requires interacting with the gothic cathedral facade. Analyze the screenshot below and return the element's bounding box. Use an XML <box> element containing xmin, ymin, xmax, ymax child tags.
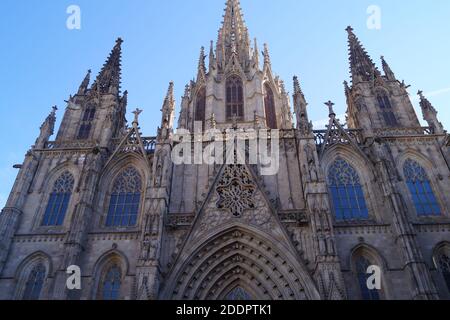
<box><xmin>1</xmin><ymin>0</ymin><xmax>449</xmax><ymax>300</ymax></box>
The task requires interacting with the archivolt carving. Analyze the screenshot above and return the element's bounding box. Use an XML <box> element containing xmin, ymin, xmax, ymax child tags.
<box><xmin>163</xmin><ymin>228</ymin><xmax>319</xmax><ymax>300</ymax></box>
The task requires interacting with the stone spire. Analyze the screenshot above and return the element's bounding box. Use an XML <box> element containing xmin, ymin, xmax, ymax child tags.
<box><xmin>35</xmin><ymin>106</ymin><xmax>57</xmax><ymax>149</ymax></box>
<box><xmin>252</xmin><ymin>38</ymin><xmax>260</xmax><ymax>68</ymax></box>
<box><xmin>92</xmin><ymin>38</ymin><xmax>123</xmax><ymax>95</ymax></box>
<box><xmin>381</xmin><ymin>55</ymin><xmax>396</xmax><ymax>81</ymax></box>
<box><xmin>216</xmin><ymin>0</ymin><xmax>250</xmax><ymax>68</ymax></box>
<box><xmin>77</xmin><ymin>69</ymin><xmax>91</xmax><ymax>95</ymax></box>
<box><xmin>208</xmin><ymin>41</ymin><xmax>216</xmax><ymax>72</ymax></box>
<box><xmin>160</xmin><ymin>82</ymin><xmax>175</xmax><ymax>132</ymax></box>
<box><xmin>293</xmin><ymin>76</ymin><xmax>312</xmax><ymax>134</ymax></box>
<box><xmin>343</xmin><ymin>80</ymin><xmax>351</xmax><ymax>98</ymax></box>
<box><xmin>418</xmin><ymin>91</ymin><xmax>444</xmax><ymax>134</ymax></box>
<box><xmin>197</xmin><ymin>46</ymin><xmax>207</xmax><ymax>82</ymax></box>
<box><xmin>263</xmin><ymin>43</ymin><xmax>271</xmax><ymax>68</ymax></box>
<box><xmin>178</xmin><ymin>84</ymin><xmax>191</xmax><ymax>130</ymax></box>
<box><xmin>346</xmin><ymin>26</ymin><xmax>380</xmax><ymax>84</ymax></box>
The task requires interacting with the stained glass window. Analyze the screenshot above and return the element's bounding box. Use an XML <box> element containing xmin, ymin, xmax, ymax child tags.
<box><xmin>22</xmin><ymin>264</ymin><xmax>46</xmax><ymax>300</ymax></box>
<box><xmin>355</xmin><ymin>256</ymin><xmax>380</xmax><ymax>300</ymax></box>
<box><xmin>226</xmin><ymin>287</ymin><xmax>252</xmax><ymax>300</ymax></box>
<box><xmin>42</xmin><ymin>171</ymin><xmax>74</xmax><ymax>226</ymax></box>
<box><xmin>328</xmin><ymin>158</ymin><xmax>369</xmax><ymax>221</ymax></box>
<box><xmin>377</xmin><ymin>94</ymin><xmax>398</xmax><ymax>127</ymax></box>
<box><xmin>226</xmin><ymin>76</ymin><xmax>244</xmax><ymax>121</ymax></box>
<box><xmin>101</xmin><ymin>265</ymin><xmax>122</xmax><ymax>300</ymax></box>
<box><xmin>106</xmin><ymin>167</ymin><xmax>142</xmax><ymax>227</ymax></box>
<box><xmin>403</xmin><ymin>159</ymin><xmax>441</xmax><ymax>216</ymax></box>
<box><xmin>195</xmin><ymin>87</ymin><xmax>206</xmax><ymax>126</ymax></box>
<box><xmin>438</xmin><ymin>254</ymin><xmax>450</xmax><ymax>292</ymax></box>
<box><xmin>264</xmin><ymin>84</ymin><xmax>277</xmax><ymax>129</ymax></box>
<box><xmin>78</xmin><ymin>106</ymin><xmax>96</xmax><ymax>139</ymax></box>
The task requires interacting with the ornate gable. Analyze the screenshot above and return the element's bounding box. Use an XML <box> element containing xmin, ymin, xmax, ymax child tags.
<box><xmin>104</xmin><ymin>109</ymin><xmax>154</xmax><ymax>170</ymax></box>
<box><xmin>161</xmin><ymin>162</ymin><xmax>320</xmax><ymax>300</ymax></box>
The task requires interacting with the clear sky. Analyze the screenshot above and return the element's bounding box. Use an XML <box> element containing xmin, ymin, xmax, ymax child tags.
<box><xmin>1</xmin><ymin>0</ymin><xmax>449</xmax><ymax>208</ymax></box>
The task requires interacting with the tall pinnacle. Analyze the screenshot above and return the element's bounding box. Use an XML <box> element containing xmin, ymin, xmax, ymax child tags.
<box><xmin>163</xmin><ymin>82</ymin><xmax>175</xmax><ymax>110</ymax></box>
<box><xmin>252</xmin><ymin>38</ymin><xmax>260</xmax><ymax>68</ymax></box>
<box><xmin>346</xmin><ymin>26</ymin><xmax>379</xmax><ymax>83</ymax></box>
<box><xmin>161</xmin><ymin>82</ymin><xmax>175</xmax><ymax>129</ymax></box>
<box><xmin>77</xmin><ymin>69</ymin><xmax>91</xmax><ymax>95</ymax></box>
<box><xmin>381</xmin><ymin>56</ymin><xmax>396</xmax><ymax>81</ymax></box>
<box><xmin>35</xmin><ymin>106</ymin><xmax>57</xmax><ymax>149</ymax></box>
<box><xmin>197</xmin><ymin>46</ymin><xmax>206</xmax><ymax>81</ymax></box>
<box><xmin>293</xmin><ymin>76</ymin><xmax>305</xmax><ymax>100</ymax></box>
<box><xmin>209</xmin><ymin>41</ymin><xmax>216</xmax><ymax>71</ymax></box>
<box><xmin>418</xmin><ymin>91</ymin><xmax>444</xmax><ymax>134</ymax></box>
<box><xmin>216</xmin><ymin>0</ymin><xmax>250</xmax><ymax>67</ymax></box>
<box><xmin>263</xmin><ymin>43</ymin><xmax>271</xmax><ymax>67</ymax></box>
<box><xmin>92</xmin><ymin>38</ymin><xmax>123</xmax><ymax>95</ymax></box>
<box><xmin>293</xmin><ymin>76</ymin><xmax>311</xmax><ymax>134</ymax></box>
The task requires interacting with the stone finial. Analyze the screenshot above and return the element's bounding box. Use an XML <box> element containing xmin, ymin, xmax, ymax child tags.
<box><xmin>325</xmin><ymin>100</ymin><xmax>336</xmax><ymax>117</ymax></box>
<box><xmin>132</xmin><ymin>108</ymin><xmax>143</xmax><ymax>125</ymax></box>
<box><xmin>263</xmin><ymin>43</ymin><xmax>271</xmax><ymax>66</ymax></box>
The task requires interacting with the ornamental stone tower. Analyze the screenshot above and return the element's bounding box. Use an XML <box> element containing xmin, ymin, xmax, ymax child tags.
<box><xmin>0</xmin><ymin>0</ymin><xmax>449</xmax><ymax>300</ymax></box>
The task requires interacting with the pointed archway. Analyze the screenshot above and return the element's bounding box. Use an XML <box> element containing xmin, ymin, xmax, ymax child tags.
<box><xmin>161</xmin><ymin>163</ymin><xmax>320</xmax><ymax>300</ymax></box>
<box><xmin>162</xmin><ymin>225</ymin><xmax>320</xmax><ymax>300</ymax></box>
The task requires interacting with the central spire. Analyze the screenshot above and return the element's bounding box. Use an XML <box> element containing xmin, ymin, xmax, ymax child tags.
<box><xmin>346</xmin><ymin>26</ymin><xmax>380</xmax><ymax>84</ymax></box>
<box><xmin>92</xmin><ymin>38</ymin><xmax>123</xmax><ymax>95</ymax></box>
<box><xmin>216</xmin><ymin>0</ymin><xmax>250</xmax><ymax>69</ymax></box>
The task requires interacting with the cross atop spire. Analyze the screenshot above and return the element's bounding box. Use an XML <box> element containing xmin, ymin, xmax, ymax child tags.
<box><xmin>346</xmin><ymin>26</ymin><xmax>379</xmax><ymax>84</ymax></box>
<box><xmin>216</xmin><ymin>0</ymin><xmax>250</xmax><ymax>68</ymax></box>
<box><xmin>92</xmin><ymin>38</ymin><xmax>123</xmax><ymax>95</ymax></box>
<box><xmin>132</xmin><ymin>108</ymin><xmax>143</xmax><ymax>126</ymax></box>
<box><xmin>325</xmin><ymin>100</ymin><xmax>336</xmax><ymax>117</ymax></box>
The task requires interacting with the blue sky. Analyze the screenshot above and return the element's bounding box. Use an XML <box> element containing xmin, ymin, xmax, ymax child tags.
<box><xmin>1</xmin><ymin>0</ymin><xmax>449</xmax><ymax>208</ymax></box>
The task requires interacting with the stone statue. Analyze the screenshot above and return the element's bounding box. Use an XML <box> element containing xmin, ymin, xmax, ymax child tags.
<box><xmin>305</xmin><ymin>144</ymin><xmax>318</xmax><ymax>182</ymax></box>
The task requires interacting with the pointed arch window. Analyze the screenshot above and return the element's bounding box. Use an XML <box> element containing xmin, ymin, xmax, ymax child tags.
<box><xmin>403</xmin><ymin>159</ymin><xmax>441</xmax><ymax>216</ymax></box>
<box><xmin>328</xmin><ymin>158</ymin><xmax>369</xmax><ymax>221</ymax></box>
<box><xmin>376</xmin><ymin>94</ymin><xmax>398</xmax><ymax>127</ymax></box>
<box><xmin>106</xmin><ymin>167</ymin><xmax>142</xmax><ymax>227</ymax></box>
<box><xmin>226</xmin><ymin>75</ymin><xmax>244</xmax><ymax>121</ymax></box>
<box><xmin>437</xmin><ymin>253</ymin><xmax>450</xmax><ymax>292</ymax></box>
<box><xmin>42</xmin><ymin>171</ymin><xmax>74</xmax><ymax>226</ymax></box>
<box><xmin>195</xmin><ymin>87</ymin><xmax>206</xmax><ymax>126</ymax></box>
<box><xmin>78</xmin><ymin>105</ymin><xmax>96</xmax><ymax>140</ymax></box>
<box><xmin>355</xmin><ymin>256</ymin><xmax>380</xmax><ymax>300</ymax></box>
<box><xmin>100</xmin><ymin>265</ymin><xmax>122</xmax><ymax>300</ymax></box>
<box><xmin>264</xmin><ymin>83</ymin><xmax>277</xmax><ymax>129</ymax></box>
<box><xmin>22</xmin><ymin>264</ymin><xmax>46</xmax><ymax>300</ymax></box>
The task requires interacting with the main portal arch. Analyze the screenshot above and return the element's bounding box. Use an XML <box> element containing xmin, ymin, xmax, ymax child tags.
<box><xmin>161</xmin><ymin>225</ymin><xmax>320</xmax><ymax>300</ymax></box>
